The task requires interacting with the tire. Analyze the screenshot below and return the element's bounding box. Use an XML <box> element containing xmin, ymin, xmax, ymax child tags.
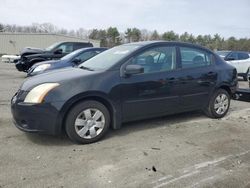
<box><xmin>204</xmin><ymin>89</ymin><xmax>230</xmax><ymax>119</ymax></box>
<box><xmin>65</xmin><ymin>100</ymin><xmax>110</xmax><ymax>144</ymax></box>
<box><xmin>243</xmin><ymin>69</ymin><xmax>249</xmax><ymax>81</ymax></box>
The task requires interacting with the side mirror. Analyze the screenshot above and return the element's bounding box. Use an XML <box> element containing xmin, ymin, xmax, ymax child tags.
<box><xmin>124</xmin><ymin>65</ymin><xmax>144</xmax><ymax>76</ymax></box>
<box><xmin>72</xmin><ymin>58</ymin><xmax>81</xmax><ymax>64</ymax></box>
<box><xmin>54</xmin><ymin>49</ymin><xmax>63</xmax><ymax>54</ymax></box>
<box><xmin>224</xmin><ymin>57</ymin><xmax>235</xmax><ymax>61</ymax></box>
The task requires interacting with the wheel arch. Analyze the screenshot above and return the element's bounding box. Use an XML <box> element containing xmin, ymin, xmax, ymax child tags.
<box><xmin>215</xmin><ymin>84</ymin><xmax>233</xmax><ymax>97</ymax></box>
<box><xmin>58</xmin><ymin>93</ymin><xmax>121</xmax><ymax>133</ymax></box>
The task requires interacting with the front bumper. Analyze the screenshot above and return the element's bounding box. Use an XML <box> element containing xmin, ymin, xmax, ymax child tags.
<box><xmin>15</xmin><ymin>61</ymin><xmax>27</xmax><ymax>72</ymax></box>
<box><xmin>11</xmin><ymin>92</ymin><xmax>62</xmax><ymax>135</ymax></box>
<box><xmin>233</xmin><ymin>88</ymin><xmax>250</xmax><ymax>102</ymax></box>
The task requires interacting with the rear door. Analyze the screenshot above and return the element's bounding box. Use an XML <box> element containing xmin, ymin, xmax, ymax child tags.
<box><xmin>178</xmin><ymin>46</ymin><xmax>217</xmax><ymax>110</ymax></box>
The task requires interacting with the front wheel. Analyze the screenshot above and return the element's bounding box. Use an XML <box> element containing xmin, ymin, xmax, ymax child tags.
<box><xmin>65</xmin><ymin>100</ymin><xmax>110</xmax><ymax>144</ymax></box>
<box><xmin>204</xmin><ymin>89</ymin><xmax>230</xmax><ymax>118</ymax></box>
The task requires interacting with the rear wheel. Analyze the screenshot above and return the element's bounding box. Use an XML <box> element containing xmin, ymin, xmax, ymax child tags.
<box><xmin>204</xmin><ymin>89</ymin><xmax>230</xmax><ymax>118</ymax></box>
<box><xmin>65</xmin><ymin>100</ymin><xmax>110</xmax><ymax>144</ymax></box>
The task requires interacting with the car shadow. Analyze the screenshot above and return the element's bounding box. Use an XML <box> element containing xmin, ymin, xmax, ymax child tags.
<box><xmin>105</xmin><ymin>110</ymin><xmax>204</xmax><ymax>140</ymax></box>
<box><xmin>24</xmin><ymin>132</ymin><xmax>73</xmax><ymax>146</ymax></box>
<box><xmin>24</xmin><ymin>110</ymin><xmax>205</xmax><ymax>146</ymax></box>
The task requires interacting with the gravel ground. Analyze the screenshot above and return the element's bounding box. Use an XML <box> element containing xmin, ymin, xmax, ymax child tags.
<box><xmin>0</xmin><ymin>63</ymin><xmax>250</xmax><ymax>188</ymax></box>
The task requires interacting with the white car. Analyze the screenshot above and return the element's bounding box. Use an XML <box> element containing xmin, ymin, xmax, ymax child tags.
<box><xmin>224</xmin><ymin>51</ymin><xmax>250</xmax><ymax>81</ymax></box>
<box><xmin>1</xmin><ymin>55</ymin><xmax>20</xmax><ymax>63</ymax></box>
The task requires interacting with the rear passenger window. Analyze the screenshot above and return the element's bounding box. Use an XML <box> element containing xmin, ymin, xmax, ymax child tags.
<box><xmin>180</xmin><ymin>47</ymin><xmax>213</xmax><ymax>69</ymax></box>
<box><xmin>238</xmin><ymin>52</ymin><xmax>249</xmax><ymax>60</ymax></box>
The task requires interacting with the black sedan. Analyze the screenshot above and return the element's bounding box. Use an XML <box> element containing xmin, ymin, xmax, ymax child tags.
<box><xmin>11</xmin><ymin>41</ymin><xmax>237</xmax><ymax>144</ymax></box>
<box><xmin>27</xmin><ymin>47</ymin><xmax>107</xmax><ymax>77</ymax></box>
<box><xmin>15</xmin><ymin>41</ymin><xmax>93</xmax><ymax>72</ymax></box>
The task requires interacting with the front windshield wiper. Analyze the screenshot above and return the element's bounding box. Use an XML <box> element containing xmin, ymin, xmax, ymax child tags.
<box><xmin>79</xmin><ymin>66</ymin><xmax>94</xmax><ymax>71</ymax></box>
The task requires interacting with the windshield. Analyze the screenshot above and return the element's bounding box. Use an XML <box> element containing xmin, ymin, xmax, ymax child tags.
<box><xmin>61</xmin><ymin>49</ymin><xmax>83</xmax><ymax>60</ymax></box>
<box><xmin>45</xmin><ymin>42</ymin><xmax>60</xmax><ymax>51</ymax></box>
<box><xmin>79</xmin><ymin>45</ymin><xmax>140</xmax><ymax>70</ymax></box>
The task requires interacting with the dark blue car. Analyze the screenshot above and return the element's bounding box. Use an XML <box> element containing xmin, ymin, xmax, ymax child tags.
<box><xmin>11</xmin><ymin>41</ymin><xmax>237</xmax><ymax>144</ymax></box>
<box><xmin>27</xmin><ymin>47</ymin><xmax>107</xmax><ymax>76</ymax></box>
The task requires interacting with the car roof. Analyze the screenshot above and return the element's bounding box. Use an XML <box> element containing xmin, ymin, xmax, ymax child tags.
<box><xmin>122</xmin><ymin>40</ymin><xmax>202</xmax><ymax>47</ymax></box>
<box><xmin>122</xmin><ymin>41</ymin><xmax>214</xmax><ymax>52</ymax></box>
<box><xmin>59</xmin><ymin>41</ymin><xmax>92</xmax><ymax>44</ymax></box>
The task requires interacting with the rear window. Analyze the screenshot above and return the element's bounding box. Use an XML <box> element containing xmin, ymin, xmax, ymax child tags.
<box><xmin>180</xmin><ymin>47</ymin><xmax>213</xmax><ymax>69</ymax></box>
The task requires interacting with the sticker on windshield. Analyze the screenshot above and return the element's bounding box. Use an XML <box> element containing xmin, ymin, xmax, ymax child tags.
<box><xmin>114</xmin><ymin>50</ymin><xmax>130</xmax><ymax>55</ymax></box>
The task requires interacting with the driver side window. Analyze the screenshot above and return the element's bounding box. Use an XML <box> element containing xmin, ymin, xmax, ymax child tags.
<box><xmin>128</xmin><ymin>46</ymin><xmax>176</xmax><ymax>74</ymax></box>
<box><xmin>227</xmin><ymin>52</ymin><xmax>238</xmax><ymax>60</ymax></box>
<box><xmin>76</xmin><ymin>51</ymin><xmax>98</xmax><ymax>62</ymax></box>
<box><xmin>56</xmin><ymin>43</ymin><xmax>73</xmax><ymax>53</ymax></box>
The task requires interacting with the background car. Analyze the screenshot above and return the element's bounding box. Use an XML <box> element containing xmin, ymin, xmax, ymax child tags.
<box><xmin>27</xmin><ymin>47</ymin><xmax>107</xmax><ymax>76</ymax></box>
<box><xmin>224</xmin><ymin>51</ymin><xmax>250</xmax><ymax>81</ymax></box>
<box><xmin>15</xmin><ymin>41</ymin><xmax>93</xmax><ymax>72</ymax></box>
<box><xmin>248</xmin><ymin>70</ymin><xmax>250</xmax><ymax>87</ymax></box>
<box><xmin>215</xmin><ymin>50</ymin><xmax>231</xmax><ymax>58</ymax></box>
<box><xmin>1</xmin><ymin>55</ymin><xmax>20</xmax><ymax>63</ymax></box>
<box><xmin>11</xmin><ymin>41</ymin><xmax>237</xmax><ymax>144</ymax></box>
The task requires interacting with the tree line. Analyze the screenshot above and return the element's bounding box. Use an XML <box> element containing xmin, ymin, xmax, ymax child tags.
<box><xmin>89</xmin><ymin>28</ymin><xmax>250</xmax><ymax>51</ymax></box>
<box><xmin>1</xmin><ymin>23</ymin><xmax>250</xmax><ymax>51</ymax></box>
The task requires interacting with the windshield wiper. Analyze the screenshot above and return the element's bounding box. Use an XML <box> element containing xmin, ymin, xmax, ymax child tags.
<box><xmin>79</xmin><ymin>66</ymin><xmax>94</xmax><ymax>71</ymax></box>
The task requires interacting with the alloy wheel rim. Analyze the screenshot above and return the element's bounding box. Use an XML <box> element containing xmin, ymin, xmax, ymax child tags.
<box><xmin>74</xmin><ymin>108</ymin><xmax>105</xmax><ymax>139</ymax></box>
<box><xmin>214</xmin><ymin>94</ymin><xmax>229</xmax><ymax>115</ymax></box>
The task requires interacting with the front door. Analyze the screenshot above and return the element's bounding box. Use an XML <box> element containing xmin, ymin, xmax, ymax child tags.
<box><xmin>225</xmin><ymin>52</ymin><xmax>240</xmax><ymax>71</ymax></box>
<box><xmin>120</xmin><ymin>45</ymin><xmax>180</xmax><ymax>121</ymax></box>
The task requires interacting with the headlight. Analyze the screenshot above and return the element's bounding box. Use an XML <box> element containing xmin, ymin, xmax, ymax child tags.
<box><xmin>33</xmin><ymin>64</ymin><xmax>51</xmax><ymax>73</ymax></box>
<box><xmin>24</xmin><ymin>83</ymin><xmax>59</xmax><ymax>103</ymax></box>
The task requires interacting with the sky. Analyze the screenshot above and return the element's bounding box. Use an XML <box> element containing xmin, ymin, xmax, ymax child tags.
<box><xmin>1</xmin><ymin>0</ymin><xmax>250</xmax><ymax>38</ymax></box>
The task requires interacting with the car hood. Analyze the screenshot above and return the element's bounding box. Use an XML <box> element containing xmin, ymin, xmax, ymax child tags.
<box><xmin>20</xmin><ymin>47</ymin><xmax>47</xmax><ymax>56</ymax></box>
<box><xmin>32</xmin><ymin>60</ymin><xmax>62</xmax><ymax>67</ymax></box>
<box><xmin>21</xmin><ymin>67</ymin><xmax>99</xmax><ymax>91</ymax></box>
